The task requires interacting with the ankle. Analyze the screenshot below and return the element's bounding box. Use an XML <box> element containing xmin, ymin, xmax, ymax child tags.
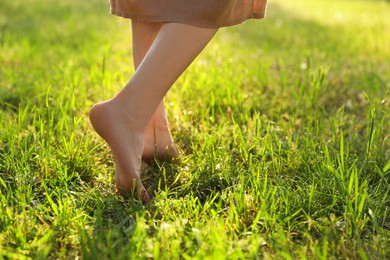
<box><xmin>147</xmin><ymin>119</ymin><xmax>170</xmax><ymax>132</ymax></box>
<box><xmin>107</xmin><ymin>98</ymin><xmax>146</xmax><ymax>131</ymax></box>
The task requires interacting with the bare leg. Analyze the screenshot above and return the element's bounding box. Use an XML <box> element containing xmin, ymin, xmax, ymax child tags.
<box><xmin>131</xmin><ymin>21</ymin><xmax>179</xmax><ymax>162</ymax></box>
<box><xmin>90</xmin><ymin>23</ymin><xmax>217</xmax><ymax>203</ymax></box>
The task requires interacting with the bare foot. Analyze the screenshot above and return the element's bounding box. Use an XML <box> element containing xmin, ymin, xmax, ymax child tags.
<box><xmin>89</xmin><ymin>101</ymin><xmax>150</xmax><ymax>203</ymax></box>
<box><xmin>142</xmin><ymin>123</ymin><xmax>180</xmax><ymax>162</ymax></box>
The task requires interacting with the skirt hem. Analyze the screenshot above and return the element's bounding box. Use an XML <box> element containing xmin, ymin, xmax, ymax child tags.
<box><xmin>110</xmin><ymin>9</ymin><xmax>266</xmax><ymax>28</ymax></box>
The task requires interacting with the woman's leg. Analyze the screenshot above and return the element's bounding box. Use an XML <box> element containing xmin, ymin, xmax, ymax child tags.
<box><xmin>90</xmin><ymin>23</ymin><xmax>217</xmax><ymax>203</ymax></box>
<box><xmin>131</xmin><ymin>21</ymin><xmax>179</xmax><ymax>162</ymax></box>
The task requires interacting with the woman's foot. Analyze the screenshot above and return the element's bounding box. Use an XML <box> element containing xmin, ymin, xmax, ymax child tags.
<box><xmin>89</xmin><ymin>101</ymin><xmax>150</xmax><ymax>203</ymax></box>
<box><xmin>142</xmin><ymin>122</ymin><xmax>180</xmax><ymax>162</ymax></box>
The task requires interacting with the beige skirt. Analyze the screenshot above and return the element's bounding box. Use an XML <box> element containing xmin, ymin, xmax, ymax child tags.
<box><xmin>109</xmin><ymin>0</ymin><xmax>268</xmax><ymax>28</ymax></box>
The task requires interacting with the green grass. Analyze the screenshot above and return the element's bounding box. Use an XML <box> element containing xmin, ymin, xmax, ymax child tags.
<box><xmin>1</xmin><ymin>0</ymin><xmax>389</xmax><ymax>258</ymax></box>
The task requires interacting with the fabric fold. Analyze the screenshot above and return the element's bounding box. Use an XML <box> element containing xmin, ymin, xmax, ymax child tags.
<box><xmin>109</xmin><ymin>0</ymin><xmax>268</xmax><ymax>28</ymax></box>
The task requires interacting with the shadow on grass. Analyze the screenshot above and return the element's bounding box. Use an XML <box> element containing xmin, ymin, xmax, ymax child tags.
<box><xmin>79</xmin><ymin>194</ymin><xmax>146</xmax><ymax>258</ymax></box>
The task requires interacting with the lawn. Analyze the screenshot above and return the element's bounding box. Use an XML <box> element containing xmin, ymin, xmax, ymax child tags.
<box><xmin>0</xmin><ymin>0</ymin><xmax>389</xmax><ymax>258</ymax></box>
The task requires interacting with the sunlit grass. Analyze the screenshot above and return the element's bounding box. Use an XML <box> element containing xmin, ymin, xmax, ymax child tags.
<box><xmin>0</xmin><ymin>0</ymin><xmax>389</xmax><ymax>258</ymax></box>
